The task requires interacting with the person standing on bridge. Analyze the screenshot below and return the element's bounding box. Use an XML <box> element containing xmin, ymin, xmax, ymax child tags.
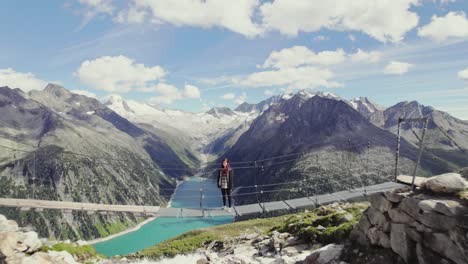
<box><xmin>218</xmin><ymin>158</ymin><xmax>233</xmax><ymax>212</ymax></box>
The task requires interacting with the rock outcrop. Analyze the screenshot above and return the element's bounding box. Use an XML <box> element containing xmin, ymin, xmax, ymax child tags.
<box><xmin>0</xmin><ymin>214</ymin><xmax>78</xmax><ymax>264</ymax></box>
<box><xmin>352</xmin><ymin>173</ymin><xmax>468</xmax><ymax>264</ymax></box>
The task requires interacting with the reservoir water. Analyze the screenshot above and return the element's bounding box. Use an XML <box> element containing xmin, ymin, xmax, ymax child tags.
<box><xmin>93</xmin><ymin>177</ymin><xmax>233</xmax><ymax>257</ymax></box>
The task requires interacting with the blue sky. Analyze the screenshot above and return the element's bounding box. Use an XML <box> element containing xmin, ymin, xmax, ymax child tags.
<box><xmin>0</xmin><ymin>0</ymin><xmax>467</xmax><ymax>119</ymax></box>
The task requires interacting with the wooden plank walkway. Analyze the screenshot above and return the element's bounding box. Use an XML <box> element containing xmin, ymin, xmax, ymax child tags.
<box><xmin>0</xmin><ymin>181</ymin><xmax>406</xmax><ymax>218</ymax></box>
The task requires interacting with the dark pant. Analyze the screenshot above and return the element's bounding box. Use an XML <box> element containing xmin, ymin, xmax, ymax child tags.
<box><xmin>221</xmin><ymin>188</ymin><xmax>232</xmax><ymax>207</ymax></box>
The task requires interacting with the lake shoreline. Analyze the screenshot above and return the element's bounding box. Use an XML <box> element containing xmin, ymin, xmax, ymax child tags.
<box><xmin>87</xmin><ymin>181</ymin><xmax>182</xmax><ymax>245</ymax></box>
<box><xmin>87</xmin><ymin>216</ymin><xmax>158</xmax><ymax>245</ymax></box>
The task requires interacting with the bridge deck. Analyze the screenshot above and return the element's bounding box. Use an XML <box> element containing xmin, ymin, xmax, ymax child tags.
<box><xmin>0</xmin><ymin>181</ymin><xmax>406</xmax><ymax>218</ymax></box>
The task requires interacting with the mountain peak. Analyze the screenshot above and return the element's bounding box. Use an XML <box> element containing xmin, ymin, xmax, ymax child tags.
<box><xmin>350</xmin><ymin>97</ymin><xmax>385</xmax><ymax>114</ymax></box>
<box><xmin>43</xmin><ymin>83</ymin><xmax>70</xmax><ymax>97</ymax></box>
<box><xmin>206</xmin><ymin>107</ymin><xmax>235</xmax><ymax>117</ymax></box>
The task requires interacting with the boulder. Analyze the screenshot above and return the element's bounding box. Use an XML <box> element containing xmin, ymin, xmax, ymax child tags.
<box><xmin>449</xmin><ymin>228</ymin><xmax>468</xmax><ymax>264</ymax></box>
<box><xmin>383</xmin><ymin>190</ymin><xmax>406</xmax><ymax>203</ymax></box>
<box><xmin>368</xmin><ymin>193</ymin><xmax>393</xmax><ymax>212</ymax></box>
<box><xmin>367</xmin><ymin>207</ymin><xmax>390</xmax><ymax>232</ymax></box>
<box><xmin>303</xmin><ymin>244</ymin><xmax>344</xmax><ymax>264</ymax></box>
<box><xmin>22</xmin><ymin>251</ymin><xmax>78</xmax><ymax>264</ymax></box>
<box><xmin>416</xmin><ymin>243</ymin><xmax>452</xmax><ymax>264</ymax></box>
<box><xmin>399</xmin><ymin>196</ymin><xmax>421</xmax><ymax>220</ymax></box>
<box><xmin>0</xmin><ymin>219</ymin><xmax>19</xmax><ymax>233</ymax></box>
<box><xmin>388</xmin><ymin>208</ymin><xmax>414</xmax><ymax>224</ymax></box>
<box><xmin>390</xmin><ymin>223</ymin><xmax>416</xmax><ymax>263</ymax></box>
<box><xmin>0</xmin><ymin>232</ymin><xmax>19</xmax><ymax>258</ymax></box>
<box><xmin>19</xmin><ymin>231</ymin><xmax>42</xmax><ymax>253</ymax></box>
<box><xmin>423</xmin><ymin>173</ymin><xmax>468</xmax><ymax>194</ymax></box>
<box><xmin>367</xmin><ymin>227</ymin><xmax>390</xmax><ymax>248</ymax></box>
<box><xmin>423</xmin><ymin>232</ymin><xmax>467</xmax><ymax>264</ymax></box>
<box><xmin>356</xmin><ymin>210</ymin><xmax>371</xmax><ymax>231</ymax></box>
<box><xmin>418</xmin><ymin>198</ymin><xmax>467</xmax><ymax>217</ymax></box>
<box><xmin>418</xmin><ymin>211</ymin><xmax>457</xmax><ymax>231</ymax></box>
<box><xmin>404</xmin><ymin>227</ymin><xmax>422</xmax><ymax>243</ymax></box>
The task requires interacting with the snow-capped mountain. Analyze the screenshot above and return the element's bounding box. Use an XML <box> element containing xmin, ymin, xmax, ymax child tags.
<box><xmin>104</xmin><ymin>95</ymin><xmax>259</xmax><ymax>161</ymax></box>
<box><xmin>350</xmin><ymin>97</ymin><xmax>386</xmax><ymax>126</ymax></box>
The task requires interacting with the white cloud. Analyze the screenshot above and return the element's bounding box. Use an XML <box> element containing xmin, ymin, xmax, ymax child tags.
<box><xmin>237</xmin><ymin>66</ymin><xmax>342</xmax><ymax>90</ymax></box>
<box><xmin>264</xmin><ymin>89</ymin><xmax>275</xmax><ymax>96</ymax></box>
<box><xmin>221</xmin><ymin>92</ymin><xmax>247</xmax><ymax>104</ymax></box>
<box><xmin>0</xmin><ymin>68</ymin><xmax>48</xmax><ymax>92</ymax></box>
<box><xmin>71</xmin><ymin>89</ymin><xmax>98</xmax><ymax>99</ymax></box>
<box><xmin>350</xmin><ymin>49</ymin><xmax>381</xmax><ymax>63</ymax></box>
<box><xmin>458</xmin><ymin>68</ymin><xmax>468</xmax><ymax>80</ymax></box>
<box><xmin>148</xmin><ymin>83</ymin><xmax>201</xmax><ymax>104</ymax></box>
<box><xmin>76</xmin><ymin>55</ymin><xmax>166</xmax><ymax>93</ymax></box>
<box><xmin>221</xmin><ymin>93</ymin><xmax>236</xmax><ymax>100</ymax></box>
<box><xmin>183</xmin><ymin>84</ymin><xmax>201</xmax><ymax>98</ymax></box>
<box><xmin>384</xmin><ymin>61</ymin><xmax>413</xmax><ymax>75</ymax></box>
<box><xmin>262</xmin><ymin>46</ymin><xmax>346</xmax><ymax>69</ymax></box>
<box><xmin>79</xmin><ymin>0</ymin><xmax>114</xmax><ymax>15</ymax></box>
<box><xmin>149</xmin><ymin>83</ymin><xmax>181</xmax><ymax>104</ymax></box>
<box><xmin>116</xmin><ymin>0</ymin><xmax>263</xmax><ymax>38</ymax></box>
<box><xmin>259</xmin><ymin>0</ymin><xmax>419</xmax><ymax>43</ymax></box>
<box><xmin>348</xmin><ymin>34</ymin><xmax>356</xmax><ymax>42</ymax></box>
<box><xmin>418</xmin><ymin>12</ymin><xmax>468</xmax><ymax>41</ymax></box>
<box><xmin>235</xmin><ymin>92</ymin><xmax>247</xmax><ymax>105</ymax></box>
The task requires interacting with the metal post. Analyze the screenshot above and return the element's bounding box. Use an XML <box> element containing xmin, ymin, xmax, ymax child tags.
<box><xmin>32</xmin><ymin>152</ymin><xmax>36</xmax><ymax>200</ymax></box>
<box><xmin>411</xmin><ymin>118</ymin><xmax>428</xmax><ymax>190</ymax></box>
<box><xmin>366</xmin><ymin>141</ymin><xmax>370</xmax><ymax>172</ymax></box>
<box><xmin>394</xmin><ymin>118</ymin><xmax>402</xmax><ymax>181</ymax></box>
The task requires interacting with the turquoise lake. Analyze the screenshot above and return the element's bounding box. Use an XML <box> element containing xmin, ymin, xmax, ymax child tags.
<box><xmin>93</xmin><ymin>177</ymin><xmax>233</xmax><ymax>257</ymax></box>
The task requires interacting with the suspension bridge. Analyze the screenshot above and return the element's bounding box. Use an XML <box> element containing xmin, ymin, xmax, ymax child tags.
<box><xmin>0</xmin><ymin>181</ymin><xmax>406</xmax><ymax>218</ymax></box>
<box><xmin>0</xmin><ymin>117</ymin><xmax>464</xmax><ymax>219</ymax></box>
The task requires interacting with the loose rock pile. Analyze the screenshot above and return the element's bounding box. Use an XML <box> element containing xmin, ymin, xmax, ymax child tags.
<box><xmin>0</xmin><ymin>214</ymin><xmax>78</xmax><ymax>264</ymax></box>
<box><xmin>352</xmin><ymin>173</ymin><xmax>468</xmax><ymax>264</ymax></box>
<box><xmin>194</xmin><ymin>232</ymin><xmax>345</xmax><ymax>264</ymax></box>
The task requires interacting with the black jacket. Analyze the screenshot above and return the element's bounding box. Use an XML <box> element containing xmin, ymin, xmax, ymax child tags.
<box><xmin>217</xmin><ymin>168</ymin><xmax>233</xmax><ymax>189</ymax></box>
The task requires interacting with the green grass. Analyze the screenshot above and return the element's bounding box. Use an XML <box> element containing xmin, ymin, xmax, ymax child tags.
<box><xmin>94</xmin><ymin>220</ymin><xmax>133</xmax><ymax>237</ymax></box>
<box><xmin>273</xmin><ymin>203</ymin><xmax>367</xmax><ymax>244</ymax></box>
<box><xmin>136</xmin><ymin>202</ymin><xmax>369</xmax><ymax>259</ymax></box>
<box><xmin>40</xmin><ymin>243</ymin><xmax>104</xmax><ymax>261</ymax></box>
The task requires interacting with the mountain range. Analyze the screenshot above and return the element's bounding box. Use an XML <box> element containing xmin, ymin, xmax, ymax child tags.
<box><xmin>0</xmin><ymin>83</ymin><xmax>467</xmax><ymax>238</ymax></box>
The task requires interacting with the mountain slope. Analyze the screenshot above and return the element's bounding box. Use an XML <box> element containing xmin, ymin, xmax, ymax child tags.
<box><xmin>221</xmin><ymin>95</ymin><xmax>455</xmax><ymax>203</ymax></box>
<box><xmin>383</xmin><ymin>101</ymin><xmax>468</xmax><ymax>152</ymax></box>
<box><xmin>0</xmin><ymin>84</ymin><xmax>183</xmax><ymax>240</ymax></box>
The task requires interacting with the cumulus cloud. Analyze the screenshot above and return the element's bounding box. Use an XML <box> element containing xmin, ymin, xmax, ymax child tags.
<box><xmin>259</xmin><ymin>0</ymin><xmax>419</xmax><ymax>43</ymax></box>
<box><xmin>76</xmin><ymin>55</ymin><xmax>166</xmax><ymax>93</ymax></box>
<box><xmin>458</xmin><ymin>68</ymin><xmax>468</xmax><ymax>80</ymax></box>
<box><xmin>261</xmin><ymin>46</ymin><xmax>346</xmax><ymax>69</ymax></box>
<box><xmin>0</xmin><ymin>68</ymin><xmax>48</xmax><ymax>92</ymax></box>
<box><xmin>418</xmin><ymin>12</ymin><xmax>468</xmax><ymax>41</ymax></box>
<box><xmin>183</xmin><ymin>84</ymin><xmax>201</xmax><ymax>98</ymax></box>
<box><xmin>237</xmin><ymin>66</ymin><xmax>342</xmax><ymax>90</ymax></box>
<box><xmin>221</xmin><ymin>92</ymin><xmax>247</xmax><ymax>104</ymax></box>
<box><xmin>384</xmin><ymin>61</ymin><xmax>413</xmax><ymax>75</ymax></box>
<box><xmin>148</xmin><ymin>83</ymin><xmax>201</xmax><ymax>104</ymax></box>
<box><xmin>149</xmin><ymin>83</ymin><xmax>181</xmax><ymax>104</ymax></box>
<box><xmin>115</xmin><ymin>0</ymin><xmax>263</xmax><ymax>38</ymax></box>
<box><xmin>350</xmin><ymin>49</ymin><xmax>381</xmax><ymax>63</ymax></box>
<box><xmin>71</xmin><ymin>89</ymin><xmax>98</xmax><ymax>99</ymax></box>
<box><xmin>221</xmin><ymin>93</ymin><xmax>236</xmax><ymax>100</ymax></box>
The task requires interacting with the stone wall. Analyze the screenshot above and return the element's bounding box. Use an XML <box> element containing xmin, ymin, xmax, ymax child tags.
<box><xmin>352</xmin><ymin>173</ymin><xmax>468</xmax><ymax>264</ymax></box>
